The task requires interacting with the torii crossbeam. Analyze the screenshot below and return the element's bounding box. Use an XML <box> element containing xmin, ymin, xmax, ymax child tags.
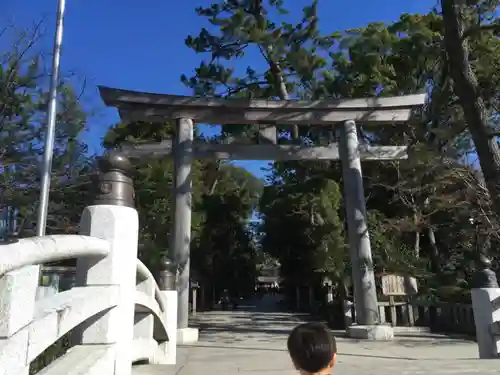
<box><xmin>99</xmin><ymin>85</ymin><xmax>426</xmax><ymax>341</ymax></box>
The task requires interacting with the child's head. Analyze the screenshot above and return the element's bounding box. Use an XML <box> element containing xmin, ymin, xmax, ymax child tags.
<box><xmin>287</xmin><ymin>322</ymin><xmax>337</xmax><ymax>375</ymax></box>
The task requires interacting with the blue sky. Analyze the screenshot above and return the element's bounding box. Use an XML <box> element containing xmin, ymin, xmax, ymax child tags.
<box><xmin>3</xmin><ymin>0</ymin><xmax>437</xmax><ymax>178</ymax></box>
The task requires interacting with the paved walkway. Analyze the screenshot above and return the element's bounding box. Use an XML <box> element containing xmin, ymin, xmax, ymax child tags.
<box><xmin>134</xmin><ymin>295</ymin><xmax>499</xmax><ymax>375</ymax></box>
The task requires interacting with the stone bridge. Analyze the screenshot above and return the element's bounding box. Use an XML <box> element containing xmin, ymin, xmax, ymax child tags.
<box><xmin>0</xmin><ymin>154</ymin><xmax>178</xmax><ymax>375</ymax></box>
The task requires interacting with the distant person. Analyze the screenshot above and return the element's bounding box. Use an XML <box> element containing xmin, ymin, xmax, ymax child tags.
<box><xmin>220</xmin><ymin>289</ymin><xmax>230</xmax><ymax>310</ymax></box>
<box><xmin>287</xmin><ymin>322</ymin><xmax>337</xmax><ymax>375</ymax></box>
<box><xmin>272</xmin><ymin>281</ymin><xmax>279</xmax><ymax>294</ymax></box>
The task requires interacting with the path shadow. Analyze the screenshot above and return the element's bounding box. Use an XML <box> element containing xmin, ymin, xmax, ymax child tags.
<box><xmin>199</xmin><ymin>325</ymin><xmax>293</xmax><ymax>336</ymax></box>
<box><xmin>183</xmin><ymin>343</ymin><xmax>478</xmax><ymax>362</ymax></box>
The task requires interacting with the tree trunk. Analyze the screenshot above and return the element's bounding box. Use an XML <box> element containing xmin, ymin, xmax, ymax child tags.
<box><xmin>269</xmin><ymin>54</ymin><xmax>300</xmax><ymax>140</ymax></box>
<box><xmin>251</xmin><ymin>0</ymin><xmax>299</xmax><ymax>141</ymax></box>
<box><xmin>207</xmin><ymin>161</ymin><xmax>221</xmax><ymax>196</ymax></box>
<box><xmin>428</xmin><ymin>226</ymin><xmax>441</xmax><ymax>275</ymax></box>
<box><xmin>441</xmin><ymin>0</ymin><xmax>500</xmax><ymax>215</ymax></box>
<box><xmin>413</xmin><ymin>212</ymin><xmax>420</xmax><ymax>258</ymax></box>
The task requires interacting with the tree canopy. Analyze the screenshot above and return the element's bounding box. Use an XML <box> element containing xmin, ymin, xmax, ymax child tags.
<box><xmin>0</xmin><ymin>25</ymin><xmax>93</xmax><ymax>237</ymax></box>
<box><xmin>182</xmin><ymin>0</ymin><xmax>500</xmax><ymax>303</ymax></box>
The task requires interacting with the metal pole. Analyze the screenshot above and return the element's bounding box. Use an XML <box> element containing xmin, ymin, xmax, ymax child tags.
<box><xmin>36</xmin><ymin>0</ymin><xmax>66</xmax><ymax>236</ymax></box>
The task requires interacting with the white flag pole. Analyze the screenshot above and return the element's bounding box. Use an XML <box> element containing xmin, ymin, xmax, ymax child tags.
<box><xmin>36</xmin><ymin>0</ymin><xmax>66</xmax><ymax>236</ymax></box>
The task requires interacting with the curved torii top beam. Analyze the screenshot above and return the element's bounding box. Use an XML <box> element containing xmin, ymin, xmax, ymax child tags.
<box><xmin>98</xmin><ymin>86</ymin><xmax>426</xmax><ymax>126</ymax></box>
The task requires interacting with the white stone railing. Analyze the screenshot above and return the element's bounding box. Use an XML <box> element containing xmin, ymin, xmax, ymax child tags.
<box><xmin>0</xmin><ymin>236</ymin><xmax>110</xmax><ymax>274</ymax></box>
<box><xmin>135</xmin><ymin>259</ymin><xmax>177</xmax><ymax>365</ymax></box>
<box><xmin>0</xmin><ymin>204</ymin><xmax>177</xmax><ymax>375</ymax></box>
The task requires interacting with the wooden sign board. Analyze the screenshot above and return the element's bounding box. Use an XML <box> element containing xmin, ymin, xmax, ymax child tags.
<box><xmin>381</xmin><ymin>274</ymin><xmax>418</xmax><ymax>296</ymax></box>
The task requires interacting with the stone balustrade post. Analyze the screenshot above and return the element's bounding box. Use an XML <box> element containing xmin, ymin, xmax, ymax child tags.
<box><xmin>157</xmin><ymin>256</ymin><xmax>178</xmax><ymax>365</ymax></box>
<box><xmin>75</xmin><ymin>152</ymin><xmax>139</xmax><ymax>375</ymax></box>
<box><xmin>471</xmin><ymin>254</ymin><xmax>500</xmax><ymax>359</ymax></box>
<box><xmin>0</xmin><ymin>243</ymin><xmax>39</xmax><ymax>375</ymax></box>
<box><xmin>134</xmin><ymin>274</ymin><xmax>156</xmax><ymax>364</ymax></box>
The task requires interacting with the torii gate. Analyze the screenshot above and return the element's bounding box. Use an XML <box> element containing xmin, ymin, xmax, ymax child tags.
<box><xmin>99</xmin><ymin>86</ymin><xmax>425</xmax><ymax>340</ymax></box>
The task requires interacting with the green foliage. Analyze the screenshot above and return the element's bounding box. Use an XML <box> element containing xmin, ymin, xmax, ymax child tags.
<box><xmin>184</xmin><ymin>0</ymin><xmax>500</xmax><ymax>301</ymax></box>
<box><xmin>194</xmin><ymin>164</ymin><xmax>261</xmax><ymax>297</ymax></box>
<box><xmin>0</xmin><ymin>23</ymin><xmax>95</xmax><ymax>373</ymax></box>
<box><xmin>183</xmin><ymin>0</ymin><xmax>337</xmax><ymax>140</ymax></box>
<box><xmin>259</xmin><ymin>162</ymin><xmax>346</xmax><ymax>285</ymax></box>
<box><xmin>103</xmin><ymin>119</ymin><xmax>264</xmax><ymax>300</ymax></box>
<box><xmin>3</xmin><ymin>7</ymin><xmax>500</xmax><ymax>357</ymax></box>
<box><xmin>0</xmin><ymin>26</ymin><xmax>93</xmax><ymax>236</ymax></box>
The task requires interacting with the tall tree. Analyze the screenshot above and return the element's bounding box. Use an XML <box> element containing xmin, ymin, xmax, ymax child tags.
<box><xmin>317</xmin><ymin>10</ymin><xmax>500</xmax><ymax>287</ymax></box>
<box><xmin>260</xmin><ymin>164</ymin><xmax>346</xmax><ymax>287</ymax></box>
<box><xmin>182</xmin><ymin>0</ymin><xmax>336</xmax><ymax>141</ymax></box>
<box><xmin>182</xmin><ymin>0</ymin><xmax>500</xmax><ymax>301</ymax></box>
<box><xmin>441</xmin><ymin>0</ymin><xmax>500</xmax><ymax>216</ymax></box>
<box><xmin>104</xmin><ymin>121</ymin><xmax>264</xmax><ymax>301</ymax></box>
<box><xmin>0</xmin><ymin>24</ymin><xmax>94</xmax><ymax>236</ymax></box>
<box><xmin>194</xmin><ymin>164</ymin><xmax>263</xmax><ymax>300</ymax></box>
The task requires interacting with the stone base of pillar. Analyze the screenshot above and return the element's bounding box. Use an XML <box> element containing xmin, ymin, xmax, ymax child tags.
<box><xmin>347</xmin><ymin>325</ymin><xmax>394</xmax><ymax>341</ymax></box>
<box><xmin>177</xmin><ymin>327</ymin><xmax>199</xmax><ymax>344</ymax></box>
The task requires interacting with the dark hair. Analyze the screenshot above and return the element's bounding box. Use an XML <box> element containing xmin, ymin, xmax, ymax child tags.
<box><xmin>287</xmin><ymin>322</ymin><xmax>336</xmax><ymax>373</ymax></box>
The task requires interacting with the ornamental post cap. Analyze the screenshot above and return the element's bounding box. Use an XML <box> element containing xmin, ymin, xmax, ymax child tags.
<box><xmin>93</xmin><ymin>151</ymin><xmax>135</xmax><ymax>207</ymax></box>
<box><xmin>477</xmin><ymin>254</ymin><xmax>492</xmax><ymax>269</ymax></box>
<box><xmin>98</xmin><ymin>151</ymin><xmax>134</xmax><ymax>174</ymax></box>
<box><xmin>160</xmin><ymin>256</ymin><xmax>176</xmax><ymax>270</ymax></box>
<box><xmin>158</xmin><ymin>255</ymin><xmax>177</xmax><ymax>291</ymax></box>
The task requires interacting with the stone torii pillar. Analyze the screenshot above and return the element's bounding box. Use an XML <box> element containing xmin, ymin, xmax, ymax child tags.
<box><xmin>170</xmin><ymin>118</ymin><xmax>198</xmax><ymax>344</ymax></box>
<box><xmin>339</xmin><ymin>120</ymin><xmax>392</xmax><ymax>340</ymax></box>
<box><xmin>339</xmin><ymin>120</ymin><xmax>378</xmax><ymax>326</ymax></box>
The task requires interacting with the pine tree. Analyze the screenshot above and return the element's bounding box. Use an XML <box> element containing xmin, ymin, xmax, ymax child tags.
<box><xmin>0</xmin><ymin>25</ymin><xmax>93</xmax><ymax>236</ymax></box>
<box><xmin>182</xmin><ymin>0</ymin><xmax>336</xmax><ymax>141</ymax></box>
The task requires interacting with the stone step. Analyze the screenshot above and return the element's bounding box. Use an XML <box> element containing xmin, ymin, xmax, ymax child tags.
<box><xmin>132</xmin><ymin>364</ymin><xmax>176</xmax><ymax>375</ymax></box>
<box><xmin>393</xmin><ymin>326</ymin><xmax>431</xmax><ymax>334</ymax></box>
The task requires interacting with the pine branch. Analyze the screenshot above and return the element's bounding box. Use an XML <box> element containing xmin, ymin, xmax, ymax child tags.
<box><xmin>462</xmin><ymin>22</ymin><xmax>500</xmax><ymax>40</ymax></box>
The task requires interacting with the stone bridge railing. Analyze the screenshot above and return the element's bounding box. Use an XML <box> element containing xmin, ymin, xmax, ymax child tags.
<box><xmin>0</xmin><ymin>153</ymin><xmax>177</xmax><ymax>375</ymax></box>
